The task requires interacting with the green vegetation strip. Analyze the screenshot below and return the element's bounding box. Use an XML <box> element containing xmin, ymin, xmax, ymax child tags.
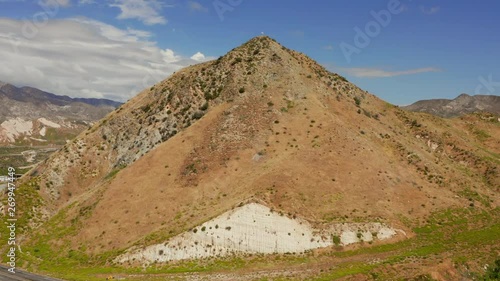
<box><xmin>7</xmin><ymin>206</ymin><xmax>500</xmax><ymax>280</ymax></box>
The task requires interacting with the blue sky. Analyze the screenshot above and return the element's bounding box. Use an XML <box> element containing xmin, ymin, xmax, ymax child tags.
<box><xmin>0</xmin><ymin>0</ymin><xmax>499</xmax><ymax>104</ymax></box>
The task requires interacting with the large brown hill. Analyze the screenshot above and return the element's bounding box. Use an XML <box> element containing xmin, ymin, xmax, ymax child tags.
<box><xmin>6</xmin><ymin>36</ymin><xmax>499</xmax><ymax>280</ymax></box>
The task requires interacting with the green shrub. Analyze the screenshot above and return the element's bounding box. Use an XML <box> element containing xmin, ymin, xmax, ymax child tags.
<box><xmin>337</xmin><ymin>75</ymin><xmax>348</xmax><ymax>82</ymax></box>
<box><xmin>204</xmin><ymin>92</ymin><xmax>213</xmax><ymax>100</ymax></box>
<box><xmin>485</xmin><ymin>259</ymin><xmax>500</xmax><ymax>280</ymax></box>
<box><xmin>231</xmin><ymin>57</ymin><xmax>242</xmax><ymax>65</ymax></box>
<box><xmin>332</xmin><ymin>235</ymin><xmax>341</xmax><ymax>246</ymax></box>
<box><xmin>200</xmin><ymin>102</ymin><xmax>209</xmax><ymax>111</ymax></box>
<box><xmin>474</xmin><ymin>129</ymin><xmax>490</xmax><ymax>141</ymax></box>
<box><xmin>192</xmin><ymin>111</ymin><xmax>205</xmax><ymax>120</ymax></box>
<box><xmin>411</xmin><ymin>120</ymin><xmax>421</xmax><ymax>128</ymax></box>
<box><xmin>354</xmin><ymin>97</ymin><xmax>361</xmax><ymax>106</ymax></box>
<box><xmin>141</xmin><ymin>104</ymin><xmax>151</xmax><ymax>113</ymax></box>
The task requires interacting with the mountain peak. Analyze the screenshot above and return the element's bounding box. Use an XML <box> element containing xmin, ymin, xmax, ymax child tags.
<box><xmin>224</xmin><ymin>35</ymin><xmax>283</xmax><ymax>59</ymax></box>
<box><xmin>246</xmin><ymin>35</ymin><xmax>278</xmax><ymax>45</ymax></box>
<box><xmin>206</xmin><ymin>35</ymin><xmax>335</xmax><ymax>94</ymax></box>
<box><xmin>20</xmin><ymin>34</ymin><xmax>358</xmax><ymax>210</ymax></box>
<box><xmin>456</xmin><ymin>93</ymin><xmax>471</xmax><ymax>99</ymax></box>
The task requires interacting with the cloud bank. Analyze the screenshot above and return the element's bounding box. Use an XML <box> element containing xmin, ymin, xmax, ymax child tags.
<box><xmin>0</xmin><ymin>17</ymin><xmax>212</xmax><ymax>102</ymax></box>
<box><xmin>342</xmin><ymin>67</ymin><xmax>441</xmax><ymax>78</ymax></box>
<box><xmin>109</xmin><ymin>0</ymin><xmax>169</xmax><ymax>25</ymax></box>
<box><xmin>188</xmin><ymin>1</ymin><xmax>208</xmax><ymax>12</ymax></box>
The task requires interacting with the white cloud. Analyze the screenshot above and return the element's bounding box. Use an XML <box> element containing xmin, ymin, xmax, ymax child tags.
<box><xmin>38</xmin><ymin>0</ymin><xmax>71</xmax><ymax>7</ymax></box>
<box><xmin>126</xmin><ymin>27</ymin><xmax>152</xmax><ymax>38</ymax></box>
<box><xmin>190</xmin><ymin>52</ymin><xmax>206</xmax><ymax>61</ymax></box>
<box><xmin>109</xmin><ymin>0</ymin><xmax>169</xmax><ymax>25</ymax></box>
<box><xmin>188</xmin><ymin>1</ymin><xmax>207</xmax><ymax>12</ymax></box>
<box><xmin>160</xmin><ymin>48</ymin><xmax>180</xmax><ymax>63</ymax></box>
<box><xmin>323</xmin><ymin>45</ymin><xmax>334</xmax><ymax>51</ymax></box>
<box><xmin>342</xmin><ymin>67</ymin><xmax>441</xmax><ymax>78</ymax></box>
<box><xmin>78</xmin><ymin>0</ymin><xmax>95</xmax><ymax>5</ymax></box>
<box><xmin>0</xmin><ymin>18</ymin><xmax>212</xmax><ymax>102</ymax></box>
<box><xmin>420</xmin><ymin>6</ymin><xmax>440</xmax><ymax>15</ymax></box>
<box><xmin>290</xmin><ymin>30</ymin><xmax>305</xmax><ymax>38</ymax></box>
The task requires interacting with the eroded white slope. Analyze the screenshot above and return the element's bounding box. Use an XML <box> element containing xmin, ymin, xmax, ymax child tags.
<box><xmin>38</xmin><ymin>118</ymin><xmax>61</xmax><ymax>128</ymax></box>
<box><xmin>0</xmin><ymin>117</ymin><xmax>33</xmax><ymax>141</ymax></box>
<box><xmin>118</xmin><ymin>203</ymin><xmax>401</xmax><ymax>264</ymax></box>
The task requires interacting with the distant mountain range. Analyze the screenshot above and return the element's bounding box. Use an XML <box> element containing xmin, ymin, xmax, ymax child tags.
<box><xmin>402</xmin><ymin>94</ymin><xmax>500</xmax><ymax>117</ymax></box>
<box><xmin>1</xmin><ymin>84</ymin><xmax>120</xmax><ymax>107</ymax></box>
<box><xmin>0</xmin><ymin>81</ymin><xmax>121</xmax><ymax>118</ymax></box>
<box><xmin>0</xmin><ymin>81</ymin><xmax>121</xmax><ymax>144</ymax></box>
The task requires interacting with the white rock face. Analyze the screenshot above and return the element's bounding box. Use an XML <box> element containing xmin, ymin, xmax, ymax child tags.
<box><xmin>21</xmin><ymin>150</ymin><xmax>37</xmax><ymax>162</ymax></box>
<box><xmin>427</xmin><ymin>140</ymin><xmax>439</xmax><ymax>151</ymax></box>
<box><xmin>377</xmin><ymin>227</ymin><xmax>397</xmax><ymax>240</ymax></box>
<box><xmin>38</xmin><ymin>118</ymin><xmax>61</xmax><ymax>128</ymax></box>
<box><xmin>117</xmin><ymin>203</ymin><xmax>401</xmax><ymax>265</ymax></box>
<box><xmin>327</xmin><ymin>222</ymin><xmax>397</xmax><ymax>245</ymax></box>
<box><xmin>0</xmin><ymin>117</ymin><xmax>33</xmax><ymax>141</ymax></box>
<box><xmin>40</xmin><ymin>127</ymin><xmax>46</xmax><ymax>137</ymax></box>
<box><xmin>30</xmin><ymin>137</ymin><xmax>47</xmax><ymax>142</ymax></box>
<box><xmin>341</xmin><ymin>231</ymin><xmax>360</xmax><ymax>245</ymax></box>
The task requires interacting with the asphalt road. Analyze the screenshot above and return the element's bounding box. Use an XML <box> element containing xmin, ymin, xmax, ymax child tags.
<box><xmin>0</xmin><ymin>265</ymin><xmax>65</xmax><ymax>281</ymax></box>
